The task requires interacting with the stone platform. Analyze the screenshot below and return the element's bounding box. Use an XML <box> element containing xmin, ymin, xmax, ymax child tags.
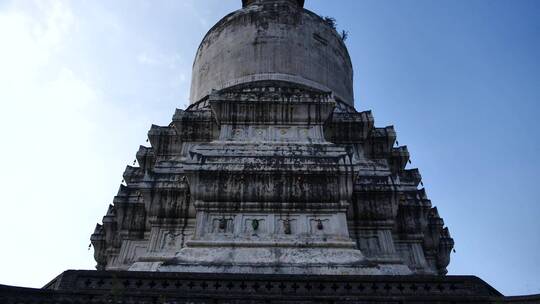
<box><xmin>1</xmin><ymin>270</ymin><xmax>538</xmax><ymax>303</ymax></box>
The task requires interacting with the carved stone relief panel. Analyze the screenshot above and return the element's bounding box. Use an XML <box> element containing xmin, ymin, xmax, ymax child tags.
<box><xmin>161</xmin><ymin>231</ymin><xmax>183</xmax><ymax>250</ymax></box>
<box><xmin>276</xmin><ymin>218</ymin><xmax>297</xmax><ymax>235</ymax></box>
<box><xmin>297</xmin><ymin>127</ymin><xmax>311</xmax><ymax>141</ymax></box>
<box><xmin>252</xmin><ymin>127</ymin><xmax>267</xmax><ymax>142</ymax></box>
<box><xmin>232</xmin><ymin>128</ymin><xmax>246</xmax><ymax>141</ymax></box>
<box><xmin>276</xmin><ymin>127</ymin><xmax>294</xmax><ymax>141</ymax></box>
<box><xmin>309</xmin><ymin>218</ymin><xmax>330</xmax><ymax>235</ymax></box>
<box><xmin>244</xmin><ymin>217</ymin><xmax>267</xmax><ymax>235</ymax></box>
<box><xmin>210</xmin><ymin>216</ymin><xmax>235</xmax><ymax>234</ymax></box>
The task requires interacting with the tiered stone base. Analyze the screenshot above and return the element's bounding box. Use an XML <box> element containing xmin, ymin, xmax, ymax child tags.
<box><xmin>2</xmin><ymin>270</ymin><xmax>538</xmax><ymax>303</ymax></box>
<box><xmin>130</xmin><ymin>245</ymin><xmax>412</xmax><ymax>275</ymax></box>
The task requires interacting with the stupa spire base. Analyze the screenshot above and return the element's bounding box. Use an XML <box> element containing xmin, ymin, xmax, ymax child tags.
<box><xmin>90</xmin><ymin>0</ymin><xmax>452</xmax><ymax>276</ymax></box>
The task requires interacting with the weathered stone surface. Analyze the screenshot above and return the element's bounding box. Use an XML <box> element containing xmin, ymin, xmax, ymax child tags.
<box><xmin>190</xmin><ymin>0</ymin><xmax>354</xmax><ymax>105</ymax></box>
<box><xmin>91</xmin><ymin>0</ymin><xmax>454</xmax><ymax>276</ymax></box>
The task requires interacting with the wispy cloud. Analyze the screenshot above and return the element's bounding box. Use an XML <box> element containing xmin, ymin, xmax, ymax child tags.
<box><xmin>0</xmin><ymin>0</ymin><xmax>112</xmax><ymax>287</ymax></box>
<box><xmin>137</xmin><ymin>51</ymin><xmax>182</xmax><ymax>69</ymax></box>
<box><xmin>181</xmin><ymin>1</ymin><xmax>209</xmax><ymax>29</ymax></box>
<box><xmin>0</xmin><ymin>0</ymin><xmax>100</xmax><ymax>142</ymax></box>
<box><xmin>0</xmin><ymin>0</ymin><xmax>73</xmax><ymax>83</ymax></box>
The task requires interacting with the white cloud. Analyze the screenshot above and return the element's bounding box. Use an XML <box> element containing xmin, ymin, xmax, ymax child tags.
<box><xmin>0</xmin><ymin>0</ymin><xmax>98</xmax><ymax>150</ymax></box>
<box><xmin>0</xmin><ymin>0</ymin><xmax>109</xmax><ymax>287</ymax></box>
<box><xmin>137</xmin><ymin>50</ymin><xmax>184</xmax><ymax>70</ymax></box>
<box><xmin>0</xmin><ymin>0</ymin><xmax>230</xmax><ymax>289</ymax></box>
<box><xmin>181</xmin><ymin>1</ymin><xmax>209</xmax><ymax>29</ymax></box>
<box><xmin>0</xmin><ymin>0</ymin><xmax>74</xmax><ymax>83</ymax></box>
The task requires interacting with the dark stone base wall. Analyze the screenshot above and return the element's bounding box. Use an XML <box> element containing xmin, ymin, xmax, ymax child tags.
<box><xmin>1</xmin><ymin>270</ymin><xmax>538</xmax><ymax>303</ymax></box>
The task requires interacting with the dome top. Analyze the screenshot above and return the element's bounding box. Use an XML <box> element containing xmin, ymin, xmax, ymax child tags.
<box><xmin>242</xmin><ymin>0</ymin><xmax>305</xmax><ymax>8</ymax></box>
<box><xmin>189</xmin><ymin>0</ymin><xmax>354</xmax><ymax>105</ymax></box>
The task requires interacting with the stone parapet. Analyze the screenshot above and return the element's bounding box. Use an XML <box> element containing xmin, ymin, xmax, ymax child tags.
<box><xmin>3</xmin><ymin>270</ymin><xmax>538</xmax><ymax>303</ymax></box>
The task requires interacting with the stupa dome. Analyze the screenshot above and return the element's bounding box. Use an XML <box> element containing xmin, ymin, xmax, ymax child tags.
<box><xmin>189</xmin><ymin>0</ymin><xmax>354</xmax><ymax>105</ymax></box>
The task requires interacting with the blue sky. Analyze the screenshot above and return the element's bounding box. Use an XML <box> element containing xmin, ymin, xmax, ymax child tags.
<box><xmin>0</xmin><ymin>0</ymin><xmax>538</xmax><ymax>296</ymax></box>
